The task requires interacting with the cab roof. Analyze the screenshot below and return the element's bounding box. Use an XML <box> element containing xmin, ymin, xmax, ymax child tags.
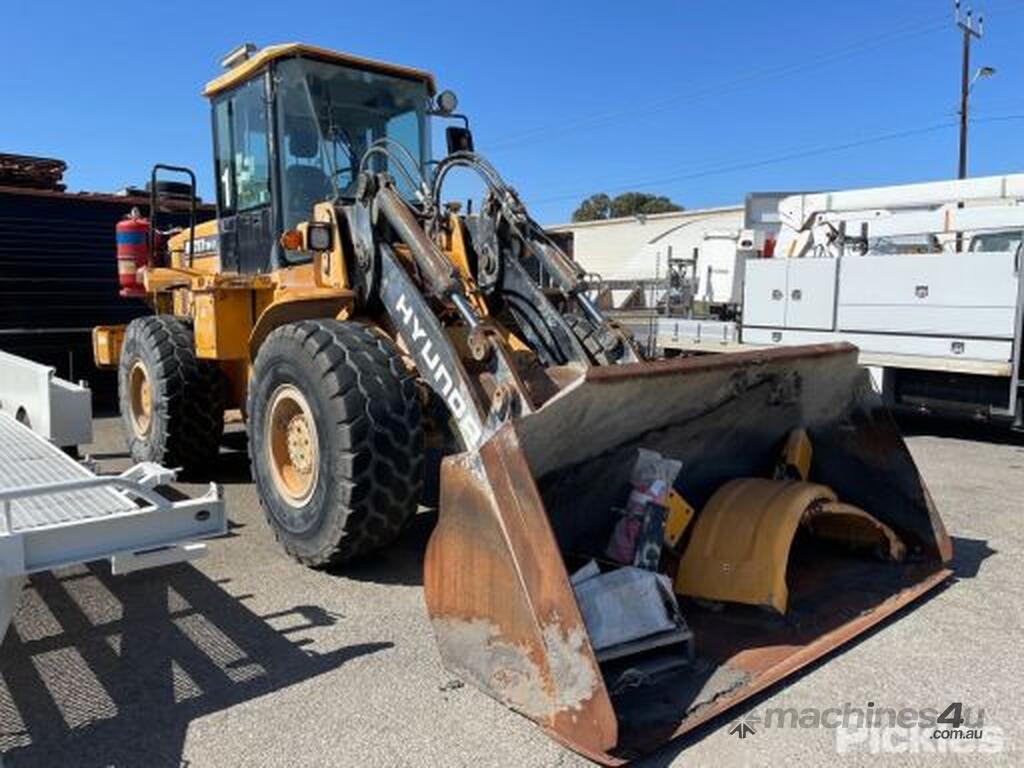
<box><xmin>203</xmin><ymin>43</ymin><xmax>437</xmax><ymax>98</ymax></box>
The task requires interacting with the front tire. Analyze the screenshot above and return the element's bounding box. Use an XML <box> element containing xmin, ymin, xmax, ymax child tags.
<box><xmin>118</xmin><ymin>315</ymin><xmax>225</xmax><ymax>472</ymax></box>
<box><xmin>248</xmin><ymin>319</ymin><xmax>424</xmax><ymax>566</ymax></box>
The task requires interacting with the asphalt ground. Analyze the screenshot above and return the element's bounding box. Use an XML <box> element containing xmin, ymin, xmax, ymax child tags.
<box><xmin>1</xmin><ymin>415</ymin><xmax>1021</xmax><ymax>767</ymax></box>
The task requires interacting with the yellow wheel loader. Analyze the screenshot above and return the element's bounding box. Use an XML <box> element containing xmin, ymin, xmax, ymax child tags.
<box><xmin>92</xmin><ymin>43</ymin><xmax>953</xmax><ymax>764</ymax></box>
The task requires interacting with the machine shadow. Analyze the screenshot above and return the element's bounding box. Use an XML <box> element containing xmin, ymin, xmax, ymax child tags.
<box><xmin>895</xmin><ymin>412</ymin><xmax>1024</xmax><ymax>446</ymax></box>
<box><xmin>337</xmin><ymin>508</ymin><xmax>438</xmax><ymax>587</ymax></box>
<box><xmin>947</xmin><ymin>535</ymin><xmax>996</xmax><ymax>579</ymax></box>
<box><xmin>174</xmin><ymin>429</ymin><xmax>254</xmax><ymax>485</ymax></box>
<box><xmin>0</xmin><ymin>561</ymin><xmax>391</xmax><ymax>768</ymax></box>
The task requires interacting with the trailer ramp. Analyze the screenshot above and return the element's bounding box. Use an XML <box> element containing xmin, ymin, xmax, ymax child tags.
<box><xmin>0</xmin><ymin>411</ymin><xmax>225</xmax><ymax>649</ymax></box>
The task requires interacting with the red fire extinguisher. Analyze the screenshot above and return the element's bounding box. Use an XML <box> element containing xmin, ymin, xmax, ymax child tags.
<box><xmin>115</xmin><ymin>207</ymin><xmax>151</xmax><ymax>297</ymax></box>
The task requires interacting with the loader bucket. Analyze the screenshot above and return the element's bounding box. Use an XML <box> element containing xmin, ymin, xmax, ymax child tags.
<box><xmin>423</xmin><ymin>343</ymin><xmax>952</xmax><ymax>764</ymax></box>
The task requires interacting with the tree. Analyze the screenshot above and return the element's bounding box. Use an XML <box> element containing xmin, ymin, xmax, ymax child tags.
<box><xmin>571</xmin><ymin>193</ymin><xmax>611</xmax><ymax>222</ymax></box>
<box><xmin>610</xmin><ymin>192</ymin><xmax>683</xmax><ymax>218</ymax></box>
<box><xmin>571</xmin><ymin>191</ymin><xmax>683</xmax><ymax>222</ymax></box>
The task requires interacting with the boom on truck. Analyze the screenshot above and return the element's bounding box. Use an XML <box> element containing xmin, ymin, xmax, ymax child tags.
<box><xmin>656</xmin><ymin>175</ymin><xmax>1024</xmax><ymax>427</ymax></box>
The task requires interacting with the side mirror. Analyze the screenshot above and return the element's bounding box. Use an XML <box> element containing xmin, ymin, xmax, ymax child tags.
<box><xmin>446</xmin><ymin>126</ymin><xmax>474</xmax><ymax>155</ymax></box>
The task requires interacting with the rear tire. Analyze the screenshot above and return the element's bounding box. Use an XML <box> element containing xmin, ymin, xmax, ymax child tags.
<box><xmin>248</xmin><ymin>319</ymin><xmax>424</xmax><ymax>566</ymax></box>
<box><xmin>118</xmin><ymin>315</ymin><xmax>225</xmax><ymax>472</ymax></box>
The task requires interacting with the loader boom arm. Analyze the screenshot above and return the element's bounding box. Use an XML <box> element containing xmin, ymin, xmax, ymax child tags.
<box><xmin>429</xmin><ymin>151</ymin><xmax>641</xmax><ymax>365</ymax></box>
<box><xmin>368</xmin><ymin>173</ymin><xmax>538</xmax><ymax>449</ymax></box>
<box><xmin>348</xmin><ymin>157</ymin><xmax>644</xmax><ymax>448</ymax></box>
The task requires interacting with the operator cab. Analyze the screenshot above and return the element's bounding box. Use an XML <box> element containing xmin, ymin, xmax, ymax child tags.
<box><xmin>204</xmin><ymin>43</ymin><xmax>437</xmax><ymax>274</ymax></box>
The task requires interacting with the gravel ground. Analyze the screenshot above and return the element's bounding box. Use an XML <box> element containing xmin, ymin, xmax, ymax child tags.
<box><xmin>1</xmin><ymin>416</ymin><xmax>1021</xmax><ymax>767</ymax></box>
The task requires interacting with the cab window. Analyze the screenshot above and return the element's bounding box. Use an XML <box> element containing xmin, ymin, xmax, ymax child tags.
<box><xmin>213</xmin><ymin>100</ymin><xmax>234</xmax><ymax>214</ymax></box>
<box><xmin>212</xmin><ymin>77</ymin><xmax>271</xmax><ymax>215</ymax></box>
<box><xmin>274</xmin><ymin>57</ymin><xmax>431</xmax><ymax>232</ymax></box>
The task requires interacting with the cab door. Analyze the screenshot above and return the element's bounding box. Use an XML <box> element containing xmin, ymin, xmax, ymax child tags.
<box><xmin>212</xmin><ymin>75</ymin><xmax>276</xmax><ymax>274</ymax></box>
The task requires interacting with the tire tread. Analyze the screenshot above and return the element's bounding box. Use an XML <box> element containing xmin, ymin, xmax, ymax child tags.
<box><xmin>249</xmin><ymin>319</ymin><xmax>423</xmax><ymax>566</ymax></box>
<box><xmin>119</xmin><ymin>315</ymin><xmax>225</xmax><ymax>472</ymax></box>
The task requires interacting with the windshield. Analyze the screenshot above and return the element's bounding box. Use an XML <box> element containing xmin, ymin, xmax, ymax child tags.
<box><xmin>276</xmin><ymin>57</ymin><xmax>431</xmax><ymax>230</ymax></box>
<box><xmin>969</xmin><ymin>230</ymin><xmax>1023</xmax><ymax>253</ymax></box>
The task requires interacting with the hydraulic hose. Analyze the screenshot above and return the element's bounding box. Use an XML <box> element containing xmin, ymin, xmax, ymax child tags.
<box><xmin>375</xmin><ymin>180</ymin><xmax>480</xmax><ymax>329</ymax></box>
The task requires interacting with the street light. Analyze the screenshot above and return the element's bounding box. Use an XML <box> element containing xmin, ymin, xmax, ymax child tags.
<box><xmin>970</xmin><ymin>65</ymin><xmax>997</xmax><ymax>90</ymax></box>
<box><xmin>957</xmin><ymin>63</ymin><xmax>995</xmax><ymax>184</ymax></box>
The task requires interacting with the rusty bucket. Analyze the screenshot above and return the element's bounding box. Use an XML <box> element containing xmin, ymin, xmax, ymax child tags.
<box><xmin>423</xmin><ymin>343</ymin><xmax>952</xmax><ymax>764</ymax></box>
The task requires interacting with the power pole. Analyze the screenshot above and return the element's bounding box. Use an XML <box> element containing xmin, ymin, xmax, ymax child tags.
<box><xmin>955</xmin><ymin>2</ymin><xmax>984</xmax><ymax>252</ymax></box>
<box><xmin>956</xmin><ymin>1</ymin><xmax>983</xmax><ymax>180</ymax></box>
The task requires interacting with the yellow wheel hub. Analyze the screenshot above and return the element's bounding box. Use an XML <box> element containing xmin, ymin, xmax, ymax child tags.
<box><xmin>267</xmin><ymin>384</ymin><xmax>319</xmax><ymax>507</ymax></box>
<box><xmin>128</xmin><ymin>361</ymin><xmax>153</xmax><ymax>438</ymax></box>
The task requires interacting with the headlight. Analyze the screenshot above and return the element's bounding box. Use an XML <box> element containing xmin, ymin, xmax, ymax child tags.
<box><xmin>307</xmin><ymin>222</ymin><xmax>333</xmax><ymax>251</ymax></box>
<box><xmin>436</xmin><ymin>89</ymin><xmax>458</xmax><ymax>115</ymax></box>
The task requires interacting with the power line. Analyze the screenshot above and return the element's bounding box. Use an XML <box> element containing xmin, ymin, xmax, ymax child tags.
<box><xmin>487</xmin><ymin>17</ymin><xmax>950</xmax><ymax>151</ymax></box>
<box><xmin>971</xmin><ymin>113</ymin><xmax>1024</xmax><ymax>122</ymax></box>
<box><xmin>486</xmin><ymin>0</ymin><xmax>1024</xmax><ymax>153</ymax></box>
<box><xmin>526</xmin><ymin>120</ymin><xmax>960</xmax><ymax>206</ymax></box>
<box><xmin>526</xmin><ymin>112</ymin><xmax>1024</xmax><ymax>209</ymax></box>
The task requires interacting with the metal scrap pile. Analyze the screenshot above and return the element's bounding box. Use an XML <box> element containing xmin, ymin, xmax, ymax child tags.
<box><xmin>0</xmin><ymin>152</ymin><xmax>67</xmax><ymax>191</ymax></box>
<box><xmin>568</xmin><ymin>431</ymin><xmax>911</xmax><ymax>682</ymax></box>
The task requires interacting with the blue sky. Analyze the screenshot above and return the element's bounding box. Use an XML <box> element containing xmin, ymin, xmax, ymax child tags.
<box><xmin>4</xmin><ymin>0</ymin><xmax>1022</xmax><ymax>224</ymax></box>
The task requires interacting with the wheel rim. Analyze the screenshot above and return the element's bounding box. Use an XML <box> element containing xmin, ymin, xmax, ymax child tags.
<box><xmin>128</xmin><ymin>361</ymin><xmax>153</xmax><ymax>438</ymax></box>
<box><xmin>266</xmin><ymin>384</ymin><xmax>319</xmax><ymax>508</ymax></box>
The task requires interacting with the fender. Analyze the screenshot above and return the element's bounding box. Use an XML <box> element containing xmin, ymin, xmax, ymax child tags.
<box><xmin>248</xmin><ymin>294</ymin><xmax>354</xmax><ymax>359</ymax></box>
<box><xmin>676</xmin><ymin>477</ymin><xmax>905</xmax><ymax>614</ymax></box>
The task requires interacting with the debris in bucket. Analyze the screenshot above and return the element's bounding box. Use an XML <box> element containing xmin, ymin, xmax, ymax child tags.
<box><xmin>608</xmin><ymin>654</ymin><xmax>694</xmax><ymax>695</ymax></box>
<box><xmin>569</xmin><ymin>558</ymin><xmax>600</xmax><ymax>585</ymax></box>
<box><xmin>633</xmin><ymin>504</ymin><xmax>667</xmax><ymax>570</ymax></box>
<box><xmin>608</xmin><ymin>666</ymin><xmax>652</xmax><ymax>695</ymax></box>
<box><xmin>663</xmin><ymin>489</ymin><xmax>695</xmax><ymax>549</ymax></box>
<box><xmin>675</xmin><ymin>476</ymin><xmax>909</xmax><ymax>614</ymax></box>
<box><xmin>571</xmin><ymin>562</ymin><xmax>694</xmax><ymax>663</ymax></box>
<box><xmin>774</xmin><ymin>428</ymin><xmax>813</xmax><ymax>481</ymax></box>
<box><xmin>606</xmin><ymin>448</ymin><xmax>683</xmax><ymax>567</ymax></box>
<box><xmin>605</xmin><ymin>507</ymin><xmax>640</xmax><ymax>564</ymax></box>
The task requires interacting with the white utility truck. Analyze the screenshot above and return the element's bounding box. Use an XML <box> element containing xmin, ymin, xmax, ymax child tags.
<box><xmin>654</xmin><ymin>174</ymin><xmax>1024</xmax><ymax>426</ymax></box>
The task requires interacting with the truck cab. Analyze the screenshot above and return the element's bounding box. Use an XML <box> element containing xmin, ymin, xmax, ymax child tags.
<box><xmin>201</xmin><ymin>43</ymin><xmax>436</xmax><ymax>274</ymax></box>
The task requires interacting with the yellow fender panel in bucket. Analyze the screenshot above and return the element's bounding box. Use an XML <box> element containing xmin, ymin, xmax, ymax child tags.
<box><xmin>676</xmin><ymin>479</ymin><xmax>836</xmax><ymax>613</ymax></box>
<box><xmin>675</xmin><ymin>478</ymin><xmax>906</xmax><ymax>614</ymax></box>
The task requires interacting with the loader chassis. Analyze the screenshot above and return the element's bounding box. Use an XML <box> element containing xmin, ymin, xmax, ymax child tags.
<box><xmin>92</xmin><ymin>43</ymin><xmax>953</xmax><ymax>764</ymax></box>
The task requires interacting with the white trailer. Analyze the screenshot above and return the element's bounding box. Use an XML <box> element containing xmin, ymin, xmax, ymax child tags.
<box><xmin>0</xmin><ymin>352</ymin><xmax>227</xmax><ymax>650</ymax></box>
<box><xmin>655</xmin><ymin>174</ymin><xmax>1024</xmax><ymax>426</ymax></box>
